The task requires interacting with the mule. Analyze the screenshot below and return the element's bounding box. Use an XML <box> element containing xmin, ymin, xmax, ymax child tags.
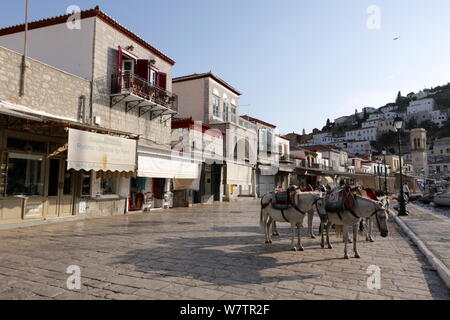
<box><xmin>260</xmin><ymin>191</ymin><xmax>322</xmax><ymax>251</ymax></box>
<box><xmin>317</xmin><ymin>195</ymin><xmax>389</xmax><ymax>259</ymax></box>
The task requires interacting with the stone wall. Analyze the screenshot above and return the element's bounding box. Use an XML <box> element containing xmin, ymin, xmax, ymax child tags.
<box><xmin>0</xmin><ymin>46</ymin><xmax>90</xmax><ymax>120</ymax></box>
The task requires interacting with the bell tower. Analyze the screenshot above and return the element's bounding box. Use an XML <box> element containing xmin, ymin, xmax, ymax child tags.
<box><xmin>410</xmin><ymin>128</ymin><xmax>428</xmax><ymax>177</ymax></box>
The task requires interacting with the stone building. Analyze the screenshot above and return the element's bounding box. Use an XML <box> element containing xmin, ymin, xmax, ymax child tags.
<box><xmin>241</xmin><ymin>115</ymin><xmax>293</xmax><ymax>196</ymax></box>
<box><xmin>0</xmin><ymin>7</ymin><xmax>187</xmax><ymax>225</ymax></box>
<box><xmin>171</xmin><ymin>118</ymin><xmax>224</xmax><ymax>206</ymax></box>
<box><xmin>410</xmin><ymin>128</ymin><xmax>428</xmax><ymax>177</ymax></box>
<box><xmin>173</xmin><ymin>72</ymin><xmax>258</xmax><ymax>201</ymax></box>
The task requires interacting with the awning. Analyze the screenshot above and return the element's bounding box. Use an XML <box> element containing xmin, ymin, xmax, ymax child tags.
<box><xmin>173</xmin><ymin>178</ymin><xmax>200</xmax><ymax>191</ymax></box>
<box><xmin>68</xmin><ymin>128</ymin><xmax>136</xmax><ymax>172</ymax></box>
<box><xmin>259</xmin><ymin>165</ymin><xmax>278</xmax><ymax>176</ymax></box>
<box><xmin>0</xmin><ymin>99</ymin><xmax>77</xmax><ymax>122</ymax></box>
<box><xmin>227</xmin><ymin>162</ymin><xmax>253</xmax><ymax>185</ymax></box>
<box><xmin>138</xmin><ymin>154</ymin><xmax>200</xmax><ymax>179</ymax></box>
<box><xmin>318</xmin><ymin>176</ymin><xmax>334</xmax><ymax>184</ymax></box>
<box><xmin>0</xmin><ymin>99</ymin><xmax>139</xmax><ymax>138</ymax></box>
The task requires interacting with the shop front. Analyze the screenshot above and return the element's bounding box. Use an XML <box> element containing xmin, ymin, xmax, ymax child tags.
<box><xmin>0</xmin><ymin>108</ymin><xmax>137</xmax><ymax>225</ymax></box>
<box><xmin>130</xmin><ymin>148</ymin><xmax>201</xmax><ymax>210</ymax></box>
<box><xmin>67</xmin><ymin>128</ymin><xmax>137</xmax><ymax>217</ymax></box>
<box><xmin>224</xmin><ymin>162</ymin><xmax>256</xmax><ymax>201</ymax></box>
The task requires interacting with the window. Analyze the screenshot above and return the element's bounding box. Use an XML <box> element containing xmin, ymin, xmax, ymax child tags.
<box><xmin>122</xmin><ymin>59</ymin><xmax>134</xmax><ymax>75</ymax></box>
<box><xmin>6</xmin><ymin>153</ymin><xmax>44</xmax><ymax>196</ymax></box>
<box><xmin>81</xmin><ymin>171</ymin><xmax>91</xmax><ymax>196</ymax></box>
<box><xmin>150</xmin><ymin>69</ymin><xmax>157</xmax><ymax>86</ymax></box>
<box><xmin>223</xmin><ymin>101</ymin><xmax>229</xmax><ymax>122</ymax></box>
<box><xmin>230</xmin><ymin>103</ymin><xmax>237</xmax><ymax>123</ymax></box>
<box><xmin>100</xmin><ymin>178</ymin><xmax>117</xmax><ymax>195</ymax></box>
<box><xmin>212</xmin><ymin>95</ymin><xmax>220</xmax><ymax>117</ymax></box>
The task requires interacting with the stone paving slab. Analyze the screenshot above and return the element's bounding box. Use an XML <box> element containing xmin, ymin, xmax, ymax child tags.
<box><xmin>399</xmin><ymin>203</ymin><xmax>450</xmax><ymax>271</ymax></box>
<box><xmin>0</xmin><ymin>200</ymin><xmax>449</xmax><ymax>300</ymax></box>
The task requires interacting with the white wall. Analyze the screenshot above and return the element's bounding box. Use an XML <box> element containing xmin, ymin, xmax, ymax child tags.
<box><xmin>0</xmin><ymin>18</ymin><xmax>95</xmax><ymax>80</ymax></box>
<box><xmin>408</xmin><ymin>98</ymin><xmax>435</xmax><ymax>114</ymax></box>
<box><xmin>172</xmin><ymin>79</ymin><xmax>205</xmax><ymax>121</ymax></box>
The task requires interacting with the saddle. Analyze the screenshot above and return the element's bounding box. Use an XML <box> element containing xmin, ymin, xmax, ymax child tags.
<box><xmin>325</xmin><ymin>188</ymin><xmax>355</xmax><ymax>213</ymax></box>
<box><xmin>271</xmin><ymin>186</ymin><xmax>298</xmax><ymax>211</ymax></box>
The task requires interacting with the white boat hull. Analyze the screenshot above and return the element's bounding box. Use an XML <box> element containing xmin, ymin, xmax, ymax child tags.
<box><xmin>433</xmin><ymin>193</ymin><xmax>450</xmax><ymax>207</ymax></box>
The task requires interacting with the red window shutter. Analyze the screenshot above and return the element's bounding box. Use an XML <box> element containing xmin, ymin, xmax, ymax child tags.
<box><xmin>135</xmin><ymin>59</ymin><xmax>149</xmax><ymax>80</ymax></box>
<box><xmin>157</xmin><ymin>72</ymin><xmax>167</xmax><ymax>90</ymax></box>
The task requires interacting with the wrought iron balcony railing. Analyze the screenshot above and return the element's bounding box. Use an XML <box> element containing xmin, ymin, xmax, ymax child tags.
<box><xmin>111</xmin><ymin>72</ymin><xmax>178</xmax><ymax>113</ymax></box>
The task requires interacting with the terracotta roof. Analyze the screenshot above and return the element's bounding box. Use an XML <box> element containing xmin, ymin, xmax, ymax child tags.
<box><xmin>173</xmin><ymin>72</ymin><xmax>242</xmax><ymax>96</ymax></box>
<box><xmin>0</xmin><ymin>6</ymin><xmax>175</xmax><ymax>65</ymax></box>
<box><xmin>240</xmin><ymin>115</ymin><xmax>276</xmax><ymax>129</ymax></box>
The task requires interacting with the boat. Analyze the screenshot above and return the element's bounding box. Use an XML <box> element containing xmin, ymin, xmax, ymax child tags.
<box><xmin>420</xmin><ymin>179</ymin><xmax>448</xmax><ymax>204</ymax></box>
<box><xmin>433</xmin><ymin>191</ymin><xmax>450</xmax><ymax>207</ymax></box>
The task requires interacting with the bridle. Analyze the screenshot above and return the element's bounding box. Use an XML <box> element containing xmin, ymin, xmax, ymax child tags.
<box><xmin>371</xmin><ymin>207</ymin><xmax>387</xmax><ymax>232</ymax></box>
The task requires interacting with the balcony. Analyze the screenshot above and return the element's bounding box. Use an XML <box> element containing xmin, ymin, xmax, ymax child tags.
<box><xmin>238</xmin><ymin>117</ymin><xmax>257</xmax><ymax>132</ymax></box>
<box><xmin>208</xmin><ymin>114</ymin><xmax>257</xmax><ymax>132</ymax></box>
<box><xmin>110</xmin><ymin>72</ymin><xmax>178</xmax><ymax>117</ymax></box>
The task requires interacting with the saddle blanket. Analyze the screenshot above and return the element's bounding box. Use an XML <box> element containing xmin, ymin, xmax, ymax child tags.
<box><xmin>271</xmin><ymin>191</ymin><xmax>290</xmax><ymax>210</ymax></box>
<box><xmin>325</xmin><ymin>189</ymin><xmax>345</xmax><ymax>212</ymax></box>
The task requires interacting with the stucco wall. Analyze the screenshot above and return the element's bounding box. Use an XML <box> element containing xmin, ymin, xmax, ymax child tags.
<box><xmin>0</xmin><ymin>18</ymin><xmax>95</xmax><ymax>80</ymax></box>
<box><xmin>207</xmin><ymin>78</ymin><xmax>240</xmax><ymax>124</ymax></box>
<box><xmin>172</xmin><ymin>78</ymin><xmax>205</xmax><ymax>121</ymax></box>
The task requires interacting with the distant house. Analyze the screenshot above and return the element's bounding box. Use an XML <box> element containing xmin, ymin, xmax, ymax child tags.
<box><xmin>407</xmin><ymin>98</ymin><xmax>435</xmax><ymax>115</ymax></box>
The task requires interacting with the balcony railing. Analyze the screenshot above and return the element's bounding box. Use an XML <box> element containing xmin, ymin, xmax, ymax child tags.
<box><xmin>238</xmin><ymin>117</ymin><xmax>257</xmax><ymax>132</ymax></box>
<box><xmin>111</xmin><ymin>72</ymin><xmax>178</xmax><ymax>113</ymax></box>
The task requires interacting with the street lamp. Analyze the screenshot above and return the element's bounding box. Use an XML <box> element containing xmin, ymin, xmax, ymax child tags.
<box><xmin>394</xmin><ymin>116</ymin><xmax>408</xmax><ymax>216</ymax></box>
<box><xmin>382</xmin><ymin>148</ymin><xmax>388</xmax><ymax>196</ymax></box>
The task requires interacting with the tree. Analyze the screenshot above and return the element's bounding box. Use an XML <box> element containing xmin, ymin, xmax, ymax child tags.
<box><xmin>406</xmin><ymin>117</ymin><xmax>418</xmax><ymax>130</ymax></box>
<box><xmin>302</xmin><ymin>128</ymin><xmax>306</xmax><ymax>135</ymax></box>
<box><xmin>396</xmin><ymin>91</ymin><xmax>402</xmax><ymax>103</ymax></box>
<box><xmin>326</xmin><ymin>118</ymin><xmax>330</xmax><ymax>127</ymax></box>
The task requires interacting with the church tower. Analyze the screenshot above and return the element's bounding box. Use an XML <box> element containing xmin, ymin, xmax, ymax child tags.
<box><xmin>410</xmin><ymin>128</ymin><xmax>428</xmax><ymax>177</ymax></box>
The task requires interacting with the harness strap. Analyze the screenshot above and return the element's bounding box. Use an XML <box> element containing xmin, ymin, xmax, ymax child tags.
<box><xmin>337</xmin><ymin>211</ymin><xmax>343</xmax><ymax>220</ymax></box>
<box><xmin>292</xmin><ymin>205</ymin><xmax>306</xmax><ymax>215</ymax></box>
<box><xmin>280</xmin><ymin>210</ymin><xmax>289</xmax><ymax>223</ymax></box>
<box><xmin>348</xmin><ymin>208</ymin><xmax>360</xmax><ymax>219</ymax></box>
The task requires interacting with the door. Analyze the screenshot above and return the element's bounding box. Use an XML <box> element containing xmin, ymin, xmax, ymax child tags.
<box><xmin>46</xmin><ymin>159</ymin><xmax>74</xmax><ymax>218</ymax></box>
<box><xmin>259</xmin><ymin>175</ymin><xmax>275</xmax><ymax>197</ymax></box>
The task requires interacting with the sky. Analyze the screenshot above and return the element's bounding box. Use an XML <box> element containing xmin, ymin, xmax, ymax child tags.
<box><xmin>2</xmin><ymin>0</ymin><xmax>450</xmax><ymax>135</ymax></box>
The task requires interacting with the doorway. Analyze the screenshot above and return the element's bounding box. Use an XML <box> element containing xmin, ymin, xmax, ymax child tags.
<box><xmin>46</xmin><ymin>159</ymin><xmax>75</xmax><ymax>218</ymax></box>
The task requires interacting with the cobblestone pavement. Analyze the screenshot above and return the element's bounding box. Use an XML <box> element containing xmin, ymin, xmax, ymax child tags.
<box><xmin>0</xmin><ymin>200</ymin><xmax>449</xmax><ymax>300</ymax></box>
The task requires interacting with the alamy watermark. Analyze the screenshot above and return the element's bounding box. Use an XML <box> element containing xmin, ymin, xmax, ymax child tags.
<box><xmin>66</xmin><ymin>5</ymin><xmax>81</xmax><ymax>30</ymax></box>
<box><xmin>366</xmin><ymin>265</ymin><xmax>381</xmax><ymax>290</ymax></box>
<box><xmin>66</xmin><ymin>265</ymin><xmax>81</xmax><ymax>290</ymax></box>
<box><xmin>367</xmin><ymin>5</ymin><xmax>381</xmax><ymax>30</ymax></box>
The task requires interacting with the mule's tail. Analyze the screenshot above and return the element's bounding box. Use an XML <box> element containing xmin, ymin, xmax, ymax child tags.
<box><xmin>335</xmin><ymin>225</ymin><xmax>343</xmax><ymax>238</ymax></box>
<box><xmin>260</xmin><ymin>208</ymin><xmax>265</xmax><ymax>229</ymax></box>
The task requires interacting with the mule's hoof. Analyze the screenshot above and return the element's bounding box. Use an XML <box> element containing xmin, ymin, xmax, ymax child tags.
<box><xmin>291</xmin><ymin>247</ymin><xmax>298</xmax><ymax>252</ymax></box>
<box><xmin>299</xmin><ymin>246</ymin><xmax>305</xmax><ymax>251</ymax></box>
<box><xmin>328</xmin><ymin>245</ymin><xmax>333</xmax><ymax>249</ymax></box>
<box><xmin>272</xmin><ymin>232</ymin><xmax>280</xmax><ymax>237</ymax></box>
<box><xmin>310</xmin><ymin>235</ymin><xmax>316</xmax><ymax>239</ymax></box>
<box><xmin>355</xmin><ymin>253</ymin><xmax>361</xmax><ymax>259</ymax></box>
<box><xmin>265</xmin><ymin>240</ymin><xmax>272</xmax><ymax>244</ymax></box>
<box><xmin>369</xmin><ymin>238</ymin><xmax>375</xmax><ymax>243</ymax></box>
<box><xmin>320</xmin><ymin>243</ymin><xmax>325</xmax><ymax>249</ymax></box>
<box><xmin>344</xmin><ymin>255</ymin><xmax>349</xmax><ymax>260</ymax></box>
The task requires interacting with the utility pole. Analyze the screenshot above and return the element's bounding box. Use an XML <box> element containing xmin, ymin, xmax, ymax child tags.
<box><xmin>19</xmin><ymin>0</ymin><xmax>29</xmax><ymax>96</ymax></box>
